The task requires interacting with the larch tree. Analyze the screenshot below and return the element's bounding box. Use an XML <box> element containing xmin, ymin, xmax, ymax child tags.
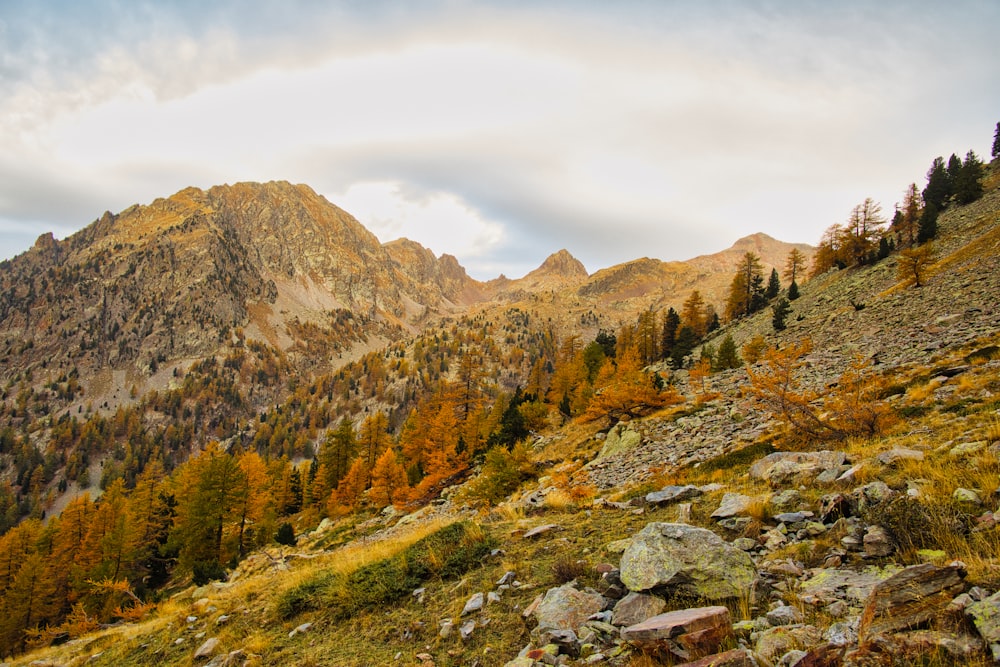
<box><xmin>783</xmin><ymin>248</ymin><xmax>807</xmax><ymax>285</ymax></box>
<box><xmin>369</xmin><ymin>447</ymin><xmax>410</xmax><ymax>509</ymax></box>
<box><xmin>681</xmin><ymin>291</ymin><xmax>707</xmax><ymax>337</ymax></box>
<box><xmin>993</xmin><ymin>121</ymin><xmax>1000</xmax><ymax>160</ymax></box>
<box><xmin>725</xmin><ymin>252</ymin><xmax>765</xmax><ymax>320</ymax></box>
<box><xmin>897</xmin><ymin>243</ymin><xmax>936</xmax><ymax>287</ymax></box>
<box><xmin>842</xmin><ymin>198</ymin><xmax>885</xmax><ymax>266</ymax></box>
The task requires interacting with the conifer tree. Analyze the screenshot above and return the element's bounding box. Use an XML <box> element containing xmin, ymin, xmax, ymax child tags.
<box><xmin>765</xmin><ymin>268</ymin><xmax>781</xmax><ymax>300</ymax></box>
<box><xmin>369</xmin><ymin>447</ymin><xmax>409</xmax><ymax>509</ymax></box>
<box><xmin>918</xmin><ymin>203</ymin><xmax>938</xmax><ymax>243</ymax></box>
<box><xmin>725</xmin><ymin>252</ymin><xmax>765</xmax><ymax>320</ymax></box>
<box><xmin>993</xmin><ymin>121</ymin><xmax>1000</xmax><ymax>160</ymax></box>
<box><xmin>680</xmin><ymin>291</ymin><xmax>707</xmax><ymax>337</ymax></box>
<box><xmin>787</xmin><ymin>280</ymin><xmax>800</xmax><ymax>301</ymax></box>
<box><xmin>772</xmin><ymin>298</ymin><xmax>791</xmax><ymax>332</ymax></box>
<box><xmin>922</xmin><ymin>157</ymin><xmax>950</xmax><ymax>210</ymax></box>
<box><xmin>660</xmin><ymin>308</ymin><xmax>680</xmax><ymax>360</ymax></box>
<box><xmin>714</xmin><ymin>334</ymin><xmax>741</xmax><ymax>371</ymax></box>
<box><xmin>783</xmin><ymin>248</ymin><xmax>806</xmax><ymax>285</ymax></box>
<box><xmin>954</xmin><ymin>150</ymin><xmax>984</xmax><ymax>204</ymax></box>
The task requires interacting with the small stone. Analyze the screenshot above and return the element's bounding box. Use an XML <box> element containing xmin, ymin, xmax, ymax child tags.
<box><xmin>711</xmin><ymin>493</ymin><xmax>755</xmax><ymax>519</ymax></box>
<box><xmin>876</xmin><ymin>448</ymin><xmax>925</xmax><ymax>465</ymax></box>
<box><xmin>439</xmin><ymin>620</ymin><xmax>454</xmax><ymax>639</ymax></box>
<box><xmin>459</xmin><ymin>620</ymin><xmax>476</xmax><ymax>641</ymax></box>
<box><xmin>766</xmin><ymin>605</ymin><xmax>803</xmax><ymax>626</ymax></box>
<box><xmin>863</xmin><ymin>525</ymin><xmax>895</xmax><ymax>557</ymax></box>
<box><xmin>193</xmin><ymin>637</ymin><xmax>219</xmax><ymax>660</ymax></box>
<box><xmin>523</xmin><ymin>524</ymin><xmax>560</xmax><ymax>539</ymax></box>
<box><xmin>462</xmin><ymin>592</ymin><xmax>485</xmax><ymax>616</ymax></box>
<box><xmin>488</xmin><ymin>591</ymin><xmax>502</xmax><ymax>605</ymax></box>
<box><xmin>497</xmin><ymin>571</ymin><xmax>517</xmax><ymax>586</ymax></box>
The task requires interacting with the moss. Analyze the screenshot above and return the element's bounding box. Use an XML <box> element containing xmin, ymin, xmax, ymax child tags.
<box><xmin>695</xmin><ymin>441</ymin><xmax>777</xmax><ymax>475</ymax></box>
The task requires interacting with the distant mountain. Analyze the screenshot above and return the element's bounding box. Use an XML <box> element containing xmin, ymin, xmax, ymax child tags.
<box><xmin>0</xmin><ymin>180</ymin><xmax>812</xmax><ymax>414</ymax></box>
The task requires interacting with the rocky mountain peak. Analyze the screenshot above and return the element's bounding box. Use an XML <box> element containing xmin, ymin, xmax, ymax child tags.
<box><xmin>530</xmin><ymin>249</ymin><xmax>589</xmax><ymax>279</ymax></box>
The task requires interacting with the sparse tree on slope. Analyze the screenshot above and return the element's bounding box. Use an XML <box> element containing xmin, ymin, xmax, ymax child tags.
<box><xmin>783</xmin><ymin>248</ymin><xmax>807</xmax><ymax>286</ymax></box>
<box><xmin>993</xmin><ymin>121</ymin><xmax>1000</xmax><ymax>160</ymax></box>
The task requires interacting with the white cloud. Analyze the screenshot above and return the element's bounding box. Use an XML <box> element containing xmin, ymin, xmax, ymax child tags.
<box><xmin>0</xmin><ymin>1</ymin><xmax>998</xmax><ymax>278</ymax></box>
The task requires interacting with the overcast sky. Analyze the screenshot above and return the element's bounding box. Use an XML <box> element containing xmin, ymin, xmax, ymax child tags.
<box><xmin>2</xmin><ymin>1</ymin><xmax>998</xmax><ymax>280</ymax></box>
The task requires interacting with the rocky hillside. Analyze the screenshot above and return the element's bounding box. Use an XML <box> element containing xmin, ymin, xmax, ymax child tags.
<box><xmin>11</xmin><ymin>170</ymin><xmax>1000</xmax><ymax>666</ymax></box>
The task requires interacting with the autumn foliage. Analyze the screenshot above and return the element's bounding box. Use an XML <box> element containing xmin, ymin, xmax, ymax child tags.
<box><xmin>747</xmin><ymin>338</ymin><xmax>896</xmax><ymax>441</ymax></box>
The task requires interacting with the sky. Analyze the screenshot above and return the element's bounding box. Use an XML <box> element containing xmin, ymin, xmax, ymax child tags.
<box><xmin>1</xmin><ymin>1</ymin><xmax>998</xmax><ymax>280</ymax></box>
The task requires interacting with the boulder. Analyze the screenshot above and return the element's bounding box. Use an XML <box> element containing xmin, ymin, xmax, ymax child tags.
<box><xmin>754</xmin><ymin>625</ymin><xmax>823</xmax><ymax>664</ymax></box>
<box><xmin>462</xmin><ymin>592</ymin><xmax>485</xmax><ymax>616</ymax></box>
<box><xmin>533</xmin><ymin>583</ymin><xmax>606</xmax><ymax>633</ymax></box>
<box><xmin>194</xmin><ymin>637</ymin><xmax>220</xmax><ymax>661</ymax></box>
<box><xmin>673</xmin><ymin>648</ymin><xmax>757</xmax><ymax>666</ymax></box>
<box><xmin>620</xmin><ymin>606</ymin><xmax>732</xmax><ymax>661</ymax></box>
<box><xmin>749</xmin><ymin>451</ymin><xmax>846</xmax><ymax>486</ymax></box>
<box><xmin>619</xmin><ymin>523</ymin><xmax>756</xmax><ymax>600</ymax></box>
<box><xmin>710</xmin><ymin>493</ymin><xmax>755</xmax><ymax>519</ymax></box>
<box><xmin>966</xmin><ymin>590</ymin><xmax>1000</xmax><ymax>661</ymax></box>
<box><xmin>611</xmin><ymin>592</ymin><xmax>666</xmax><ymax>627</ymax></box>
<box><xmin>859</xmin><ymin>562</ymin><xmax>966</xmax><ymax>639</ymax></box>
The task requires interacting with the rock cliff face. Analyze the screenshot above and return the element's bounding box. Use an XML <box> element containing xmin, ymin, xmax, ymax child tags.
<box><xmin>0</xmin><ymin>182</ymin><xmax>484</xmax><ymax>387</ymax></box>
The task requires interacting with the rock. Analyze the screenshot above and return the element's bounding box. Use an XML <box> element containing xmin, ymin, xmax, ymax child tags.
<box><xmin>732</xmin><ymin>537</ymin><xmax>758</xmax><ymax>552</ymax></box>
<box><xmin>823</xmin><ymin>620</ymin><xmax>857</xmax><ymax>646</ymax></box>
<box><xmin>766</xmin><ymin>604</ymin><xmax>803</xmax><ymax>626</ymax></box>
<box><xmin>770</xmin><ymin>489</ymin><xmax>802</xmax><ymax>511</ymax></box>
<box><xmin>749</xmin><ymin>451</ymin><xmax>846</xmax><ymax>486</ymax></box>
<box><xmin>488</xmin><ymin>591</ymin><xmax>502</xmax><ymax>605</ymax></box>
<box><xmin>523</xmin><ymin>524</ymin><xmax>560</xmax><ymax>539</ymax></box>
<box><xmin>790</xmin><ymin>642</ymin><xmax>846</xmax><ymax>666</ymax></box>
<box><xmin>953</xmin><ymin>487</ymin><xmax>983</xmax><ymax>504</ymax></box>
<box><xmin>497</xmin><ymin>571</ymin><xmax>517</xmax><ymax>586</ymax></box>
<box><xmin>875</xmin><ymin>447</ymin><xmax>924</xmax><ymax>465</ymax></box>
<box><xmin>892</xmin><ymin>630</ymin><xmax>985</xmax><ymax>662</ymax></box>
<box><xmin>620</xmin><ymin>606</ymin><xmax>732</xmax><ymax>661</ymax></box>
<box><xmin>534</xmin><ymin>583</ymin><xmax>606</xmax><ymax>633</ymax></box>
<box><xmin>754</xmin><ymin>625</ymin><xmax>823</xmax><ymax>665</ymax></box>
<box><xmin>773</xmin><ymin>511</ymin><xmax>813</xmax><ymax>524</ymax></box>
<box><xmin>862</xmin><ymin>525</ymin><xmax>895</xmax><ymax>557</ymax></box>
<box><xmin>462</xmin><ymin>592</ymin><xmax>485</xmax><ymax>616</ymax></box>
<box><xmin>595</xmin><ymin>424</ymin><xmax>642</xmax><ymax>461</ymax></box>
<box><xmin>288</xmin><ymin>622</ymin><xmax>312</xmax><ymax>638</ymax></box>
<box><xmin>646</xmin><ymin>485</ymin><xmax>702</xmax><ymax>506</ymax></box>
<box><xmin>860</xmin><ymin>562</ymin><xmax>967</xmax><ymax>639</ymax></box>
<box><xmin>193</xmin><ymin>637</ymin><xmax>220</xmax><ymax>660</ymax></box>
<box><xmin>710</xmin><ymin>493</ymin><xmax>755</xmax><ymax>519</ymax></box>
<box><xmin>799</xmin><ymin>566</ymin><xmax>901</xmax><ymax>606</ymax></box>
<box><xmin>537</xmin><ymin>628</ymin><xmax>580</xmax><ymax>657</ymax></box>
<box><xmin>854</xmin><ymin>481</ymin><xmax>894</xmax><ymax>512</ymax></box>
<box><xmin>611</xmin><ymin>592</ymin><xmax>666</xmax><ymax>627</ymax></box>
<box><xmin>966</xmin><ymin>590</ymin><xmax>1000</xmax><ymax>660</ymax></box>
<box><xmin>777</xmin><ymin>649</ymin><xmax>807</xmax><ymax>666</ymax></box>
<box><xmin>439</xmin><ymin>620</ymin><xmax>454</xmax><ymax>639</ymax></box>
<box><xmin>459</xmin><ymin>619</ymin><xmax>476</xmax><ymax>641</ymax></box>
<box><xmin>619</xmin><ymin>523</ymin><xmax>757</xmax><ymax>600</ymax></box>
<box><xmin>949</xmin><ymin>440</ymin><xmax>986</xmax><ymax>457</ymax></box>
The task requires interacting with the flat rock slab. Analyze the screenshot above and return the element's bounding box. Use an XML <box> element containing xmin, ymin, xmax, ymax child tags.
<box><xmin>876</xmin><ymin>447</ymin><xmax>925</xmax><ymax>465</ymax></box>
<box><xmin>621</xmin><ymin>606</ymin><xmax>732</xmax><ymax>661</ymax></box>
<box><xmin>860</xmin><ymin>562</ymin><xmax>966</xmax><ymax>638</ymax></box>
<box><xmin>966</xmin><ymin>590</ymin><xmax>1000</xmax><ymax>660</ymax></box>
<box><xmin>710</xmin><ymin>492</ymin><xmax>755</xmax><ymax>519</ymax></box>
<box><xmin>646</xmin><ymin>485</ymin><xmax>703</xmax><ymax>506</ymax></box>
<box><xmin>612</xmin><ymin>592</ymin><xmax>666</xmax><ymax>627</ymax></box>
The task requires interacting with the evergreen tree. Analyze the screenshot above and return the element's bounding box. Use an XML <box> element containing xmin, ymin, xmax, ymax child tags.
<box><xmin>725</xmin><ymin>252</ymin><xmax>765</xmax><ymax>320</ymax></box>
<box><xmin>922</xmin><ymin>157</ymin><xmax>950</xmax><ymax>210</ymax></box>
<box><xmin>660</xmin><ymin>308</ymin><xmax>680</xmax><ymax>360</ymax></box>
<box><xmin>946</xmin><ymin>153</ymin><xmax>963</xmax><ymax>191</ymax></box>
<box><xmin>918</xmin><ymin>203</ymin><xmax>938</xmax><ymax>243</ymax></box>
<box><xmin>714</xmin><ymin>334</ymin><xmax>741</xmax><ymax>371</ymax></box>
<box><xmin>705</xmin><ymin>309</ymin><xmax>720</xmax><ymax>334</ymax></box>
<box><xmin>993</xmin><ymin>121</ymin><xmax>1000</xmax><ymax>160</ymax></box>
<box><xmin>594</xmin><ymin>330</ymin><xmax>617</xmax><ymax>358</ymax></box>
<box><xmin>765</xmin><ymin>268</ymin><xmax>781</xmax><ymax>300</ymax></box>
<box><xmin>772</xmin><ymin>298</ymin><xmax>791</xmax><ymax>332</ymax></box>
<box><xmin>787</xmin><ymin>280</ymin><xmax>800</xmax><ymax>301</ymax></box>
<box><xmin>954</xmin><ymin>150</ymin><xmax>984</xmax><ymax>204</ymax></box>
<box><xmin>670</xmin><ymin>325</ymin><xmax>698</xmax><ymax>368</ymax></box>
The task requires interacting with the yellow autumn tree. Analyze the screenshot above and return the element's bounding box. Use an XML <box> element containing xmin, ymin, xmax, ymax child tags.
<box><xmin>584</xmin><ymin>346</ymin><xmax>682</xmax><ymax>423</ymax></box>
<box><xmin>369</xmin><ymin>447</ymin><xmax>410</xmax><ymax>509</ymax></box>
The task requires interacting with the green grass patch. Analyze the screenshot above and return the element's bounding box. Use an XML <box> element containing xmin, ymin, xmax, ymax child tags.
<box><xmin>275</xmin><ymin>521</ymin><xmax>497</xmax><ymax>621</ymax></box>
<box><xmin>899</xmin><ymin>404</ymin><xmax>933</xmax><ymax>418</ymax></box>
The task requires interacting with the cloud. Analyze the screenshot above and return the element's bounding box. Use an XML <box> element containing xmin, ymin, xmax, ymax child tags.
<box><xmin>0</xmin><ymin>1</ymin><xmax>998</xmax><ymax>280</ymax></box>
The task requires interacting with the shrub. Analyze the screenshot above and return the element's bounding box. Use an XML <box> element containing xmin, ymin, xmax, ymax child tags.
<box><xmin>460</xmin><ymin>442</ymin><xmax>534</xmax><ymax>506</ymax></box>
<box><xmin>275</xmin><ymin>521</ymin><xmax>296</xmax><ymax>546</ymax></box>
<box><xmin>192</xmin><ymin>560</ymin><xmax>227</xmax><ymax>586</ymax></box>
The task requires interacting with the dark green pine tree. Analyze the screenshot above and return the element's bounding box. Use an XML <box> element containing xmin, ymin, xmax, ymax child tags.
<box><xmin>946</xmin><ymin>153</ymin><xmax>963</xmax><ymax>191</ymax></box>
<box><xmin>660</xmin><ymin>308</ymin><xmax>680</xmax><ymax>360</ymax></box>
<box><xmin>922</xmin><ymin>157</ymin><xmax>950</xmax><ymax>211</ymax></box>
<box><xmin>749</xmin><ymin>273</ymin><xmax>767</xmax><ymax>313</ymax></box>
<box><xmin>670</xmin><ymin>325</ymin><xmax>698</xmax><ymax>369</ymax></box>
<box><xmin>714</xmin><ymin>334</ymin><xmax>741</xmax><ymax>370</ymax></box>
<box><xmin>993</xmin><ymin>122</ymin><xmax>1000</xmax><ymax>160</ymax></box>
<box><xmin>765</xmin><ymin>268</ymin><xmax>781</xmax><ymax>300</ymax></box>
<box><xmin>954</xmin><ymin>150</ymin><xmax>984</xmax><ymax>205</ymax></box>
<box><xmin>918</xmin><ymin>203</ymin><xmax>938</xmax><ymax>243</ymax></box>
<box><xmin>787</xmin><ymin>280</ymin><xmax>800</xmax><ymax>301</ymax></box>
<box><xmin>772</xmin><ymin>298</ymin><xmax>791</xmax><ymax>332</ymax></box>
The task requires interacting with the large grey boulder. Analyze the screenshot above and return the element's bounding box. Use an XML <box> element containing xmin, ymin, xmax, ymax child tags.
<box><xmin>749</xmin><ymin>450</ymin><xmax>846</xmax><ymax>486</ymax></box>
<box><xmin>533</xmin><ymin>583</ymin><xmax>606</xmax><ymax>634</ymax></box>
<box><xmin>966</xmin><ymin>590</ymin><xmax>1000</xmax><ymax>661</ymax></box>
<box><xmin>619</xmin><ymin>523</ymin><xmax>756</xmax><ymax>600</ymax></box>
